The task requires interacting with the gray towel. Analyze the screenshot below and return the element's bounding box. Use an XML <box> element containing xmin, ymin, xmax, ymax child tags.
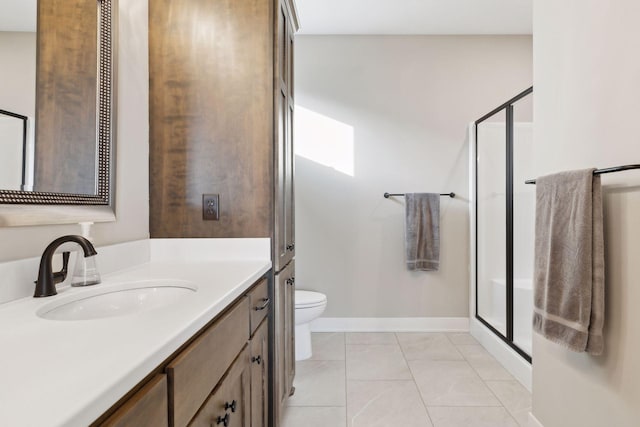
<box><xmin>532</xmin><ymin>169</ymin><xmax>605</xmax><ymax>355</ymax></box>
<box><xmin>404</xmin><ymin>193</ymin><xmax>440</xmax><ymax>271</ymax></box>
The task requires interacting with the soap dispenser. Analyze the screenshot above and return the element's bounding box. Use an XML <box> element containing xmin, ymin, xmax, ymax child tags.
<box><xmin>70</xmin><ymin>222</ymin><xmax>101</xmax><ymax>287</ymax></box>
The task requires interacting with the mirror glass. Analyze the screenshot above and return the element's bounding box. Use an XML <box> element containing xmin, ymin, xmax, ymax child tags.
<box><xmin>0</xmin><ymin>0</ymin><xmax>113</xmax><ymax>204</ymax></box>
<box><xmin>0</xmin><ymin>0</ymin><xmax>37</xmax><ymax>192</ymax></box>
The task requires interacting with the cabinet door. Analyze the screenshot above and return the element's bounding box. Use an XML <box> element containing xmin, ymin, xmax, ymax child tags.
<box><xmin>167</xmin><ymin>298</ymin><xmax>250</xmax><ymax>427</ymax></box>
<box><xmin>274</xmin><ymin>261</ymin><xmax>295</xmax><ymax>422</ymax></box>
<box><xmin>274</xmin><ymin>0</ymin><xmax>295</xmax><ymax>272</ymax></box>
<box><xmin>189</xmin><ymin>347</ymin><xmax>251</xmax><ymax>427</ymax></box>
<box><xmin>250</xmin><ymin>320</ymin><xmax>269</xmax><ymax>427</ymax></box>
<box><xmin>285</xmin><ymin>18</ymin><xmax>295</xmax><ymax>265</ymax></box>
<box><xmin>285</xmin><ymin>260</ymin><xmax>296</xmax><ymax>393</ymax></box>
<box><xmin>100</xmin><ymin>375</ymin><xmax>168</xmax><ymax>427</ymax></box>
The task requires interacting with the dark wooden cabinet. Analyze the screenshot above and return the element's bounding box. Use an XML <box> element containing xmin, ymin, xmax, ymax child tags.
<box><xmin>275</xmin><ymin>260</ymin><xmax>295</xmax><ymax>422</ymax></box>
<box><xmin>250</xmin><ymin>320</ymin><xmax>269</xmax><ymax>427</ymax></box>
<box><xmin>94</xmin><ymin>279</ymin><xmax>270</xmax><ymax>427</ymax></box>
<box><xmin>274</xmin><ymin>0</ymin><xmax>296</xmax><ymax>273</ymax></box>
<box><xmin>190</xmin><ymin>347</ymin><xmax>251</xmax><ymax>427</ymax></box>
<box><xmin>149</xmin><ymin>0</ymin><xmax>298</xmax><ymax>425</ymax></box>
<box><xmin>273</xmin><ymin>2</ymin><xmax>297</xmax><ymax>426</ymax></box>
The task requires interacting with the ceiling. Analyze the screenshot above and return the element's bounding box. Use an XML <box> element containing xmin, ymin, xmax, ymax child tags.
<box><xmin>295</xmin><ymin>0</ymin><xmax>532</xmax><ymax>35</ymax></box>
<box><xmin>0</xmin><ymin>0</ymin><xmax>37</xmax><ymax>32</ymax></box>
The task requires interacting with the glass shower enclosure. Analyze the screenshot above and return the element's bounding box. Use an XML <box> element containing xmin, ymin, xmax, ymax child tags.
<box><xmin>475</xmin><ymin>87</ymin><xmax>533</xmax><ymax>361</ymax></box>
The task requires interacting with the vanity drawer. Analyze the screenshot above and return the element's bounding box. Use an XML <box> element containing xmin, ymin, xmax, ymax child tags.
<box><xmin>167</xmin><ymin>297</ymin><xmax>250</xmax><ymax>427</ymax></box>
<box><xmin>189</xmin><ymin>346</ymin><xmax>251</xmax><ymax>427</ymax></box>
<box><xmin>101</xmin><ymin>374</ymin><xmax>168</xmax><ymax>427</ymax></box>
<box><xmin>247</xmin><ymin>278</ymin><xmax>269</xmax><ymax>336</ymax></box>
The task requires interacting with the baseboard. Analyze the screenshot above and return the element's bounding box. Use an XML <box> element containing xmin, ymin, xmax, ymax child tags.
<box><xmin>529</xmin><ymin>412</ymin><xmax>544</xmax><ymax>427</ymax></box>
<box><xmin>309</xmin><ymin>317</ymin><xmax>469</xmax><ymax>332</ymax></box>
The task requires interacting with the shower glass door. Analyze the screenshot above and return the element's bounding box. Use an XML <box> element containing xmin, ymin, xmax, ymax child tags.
<box><xmin>512</xmin><ymin>93</ymin><xmax>534</xmax><ymax>356</ymax></box>
<box><xmin>476</xmin><ymin>110</ymin><xmax>507</xmax><ymax>336</ymax></box>
<box><xmin>475</xmin><ymin>87</ymin><xmax>533</xmax><ymax>362</ymax></box>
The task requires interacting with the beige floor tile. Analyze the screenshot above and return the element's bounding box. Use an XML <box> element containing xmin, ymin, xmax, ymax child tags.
<box><xmin>397</xmin><ymin>333</ymin><xmax>464</xmax><ymax>361</ymax></box>
<box><xmin>346</xmin><ymin>344</ymin><xmax>412</xmax><ymax>380</ymax></box>
<box><xmin>469</xmin><ymin>360</ymin><xmax>514</xmax><ymax>381</ymax></box>
<box><xmin>287</xmin><ymin>360</ymin><xmax>346</xmax><ymax>407</ymax></box>
<box><xmin>427</xmin><ymin>406</ymin><xmax>518</xmax><ymax>427</ymax></box>
<box><xmin>409</xmin><ymin>360</ymin><xmax>501</xmax><ymax>406</ymax></box>
<box><xmin>485</xmin><ymin>380</ymin><xmax>532</xmax><ymax>426</ymax></box>
<box><xmin>282</xmin><ymin>406</ymin><xmax>347</xmax><ymax>427</ymax></box>
<box><xmin>455</xmin><ymin>344</ymin><xmax>497</xmax><ymax>362</ymax></box>
<box><xmin>346</xmin><ymin>332</ymin><xmax>398</xmax><ymax>345</ymax></box>
<box><xmin>309</xmin><ymin>332</ymin><xmax>345</xmax><ymax>361</ymax></box>
<box><xmin>447</xmin><ymin>333</ymin><xmax>479</xmax><ymax>345</ymax></box>
<box><xmin>347</xmin><ymin>380</ymin><xmax>433</xmax><ymax>427</ymax></box>
<box><xmin>456</xmin><ymin>345</ymin><xmax>514</xmax><ymax>380</ymax></box>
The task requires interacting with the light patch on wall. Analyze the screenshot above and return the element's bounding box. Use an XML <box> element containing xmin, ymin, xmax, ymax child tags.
<box><xmin>295</xmin><ymin>106</ymin><xmax>355</xmax><ymax>176</ymax></box>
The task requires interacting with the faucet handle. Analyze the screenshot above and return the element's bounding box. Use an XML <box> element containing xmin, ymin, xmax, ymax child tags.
<box><xmin>53</xmin><ymin>252</ymin><xmax>71</xmax><ymax>284</ymax></box>
<box><xmin>36</xmin><ymin>252</ymin><xmax>70</xmax><ymax>286</ymax></box>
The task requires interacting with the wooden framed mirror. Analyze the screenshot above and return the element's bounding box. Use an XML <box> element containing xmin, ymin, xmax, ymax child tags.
<box><xmin>0</xmin><ymin>0</ymin><xmax>117</xmax><ymax>226</ymax></box>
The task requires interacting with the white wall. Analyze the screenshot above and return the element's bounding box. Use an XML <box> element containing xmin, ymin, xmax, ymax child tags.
<box><xmin>0</xmin><ymin>0</ymin><xmax>149</xmax><ymax>262</ymax></box>
<box><xmin>532</xmin><ymin>1</ymin><xmax>640</xmax><ymax>426</ymax></box>
<box><xmin>295</xmin><ymin>35</ymin><xmax>532</xmax><ymax>318</ymax></box>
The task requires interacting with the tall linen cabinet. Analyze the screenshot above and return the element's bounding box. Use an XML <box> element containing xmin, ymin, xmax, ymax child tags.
<box><xmin>148</xmin><ymin>0</ymin><xmax>298</xmax><ymax>425</ymax></box>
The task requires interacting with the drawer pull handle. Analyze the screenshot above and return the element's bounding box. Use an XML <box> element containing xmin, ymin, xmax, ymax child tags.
<box><xmin>286</xmin><ymin>277</ymin><xmax>295</xmax><ymax>286</ymax></box>
<box><xmin>224</xmin><ymin>400</ymin><xmax>237</xmax><ymax>413</ymax></box>
<box><xmin>255</xmin><ymin>298</ymin><xmax>270</xmax><ymax>311</ymax></box>
<box><xmin>252</xmin><ymin>355</ymin><xmax>262</xmax><ymax>364</ymax></box>
<box><xmin>286</xmin><ymin>243</ymin><xmax>295</xmax><ymax>251</ymax></box>
<box><xmin>216</xmin><ymin>413</ymin><xmax>230</xmax><ymax>426</ymax></box>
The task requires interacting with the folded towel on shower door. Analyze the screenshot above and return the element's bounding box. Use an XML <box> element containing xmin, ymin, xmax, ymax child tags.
<box><xmin>404</xmin><ymin>193</ymin><xmax>440</xmax><ymax>271</ymax></box>
<box><xmin>533</xmin><ymin>168</ymin><xmax>605</xmax><ymax>355</ymax></box>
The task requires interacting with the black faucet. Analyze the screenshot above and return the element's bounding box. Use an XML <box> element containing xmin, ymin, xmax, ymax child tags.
<box><xmin>34</xmin><ymin>235</ymin><xmax>98</xmax><ymax>298</ymax></box>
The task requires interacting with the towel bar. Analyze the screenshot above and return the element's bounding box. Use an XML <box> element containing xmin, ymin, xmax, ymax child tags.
<box><xmin>384</xmin><ymin>192</ymin><xmax>455</xmax><ymax>198</ymax></box>
<box><xmin>525</xmin><ymin>164</ymin><xmax>640</xmax><ymax>184</ymax></box>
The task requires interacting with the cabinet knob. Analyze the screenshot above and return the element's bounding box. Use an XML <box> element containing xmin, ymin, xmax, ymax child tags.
<box><xmin>286</xmin><ymin>277</ymin><xmax>295</xmax><ymax>286</ymax></box>
<box><xmin>286</xmin><ymin>243</ymin><xmax>295</xmax><ymax>251</ymax></box>
<box><xmin>224</xmin><ymin>400</ymin><xmax>237</xmax><ymax>413</ymax></box>
<box><xmin>252</xmin><ymin>355</ymin><xmax>262</xmax><ymax>365</ymax></box>
<box><xmin>216</xmin><ymin>413</ymin><xmax>230</xmax><ymax>426</ymax></box>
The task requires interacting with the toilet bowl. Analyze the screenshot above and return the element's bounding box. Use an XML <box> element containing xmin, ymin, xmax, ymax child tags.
<box><xmin>295</xmin><ymin>290</ymin><xmax>327</xmax><ymax>361</ymax></box>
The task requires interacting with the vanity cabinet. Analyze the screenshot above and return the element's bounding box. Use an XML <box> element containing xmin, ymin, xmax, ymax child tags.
<box><xmin>94</xmin><ymin>278</ymin><xmax>270</xmax><ymax>427</ymax></box>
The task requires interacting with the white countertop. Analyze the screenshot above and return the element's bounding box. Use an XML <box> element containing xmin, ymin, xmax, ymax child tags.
<box><xmin>0</xmin><ymin>238</ymin><xmax>271</xmax><ymax>427</ymax></box>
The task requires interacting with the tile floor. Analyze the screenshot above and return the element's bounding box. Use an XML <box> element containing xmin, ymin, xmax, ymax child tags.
<box><xmin>282</xmin><ymin>332</ymin><xmax>531</xmax><ymax>427</ymax></box>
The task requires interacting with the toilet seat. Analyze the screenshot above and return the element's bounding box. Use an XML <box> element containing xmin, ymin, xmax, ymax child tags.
<box><xmin>295</xmin><ymin>290</ymin><xmax>327</xmax><ymax>309</ymax></box>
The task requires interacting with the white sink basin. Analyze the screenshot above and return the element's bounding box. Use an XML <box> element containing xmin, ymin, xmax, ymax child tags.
<box><xmin>37</xmin><ymin>280</ymin><xmax>198</xmax><ymax>321</ymax></box>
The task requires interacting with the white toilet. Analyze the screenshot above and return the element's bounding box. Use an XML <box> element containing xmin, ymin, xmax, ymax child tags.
<box><xmin>294</xmin><ymin>290</ymin><xmax>327</xmax><ymax>361</ymax></box>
